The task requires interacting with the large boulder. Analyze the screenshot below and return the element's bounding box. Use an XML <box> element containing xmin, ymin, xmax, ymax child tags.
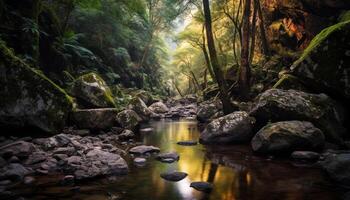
<box><xmin>116</xmin><ymin>109</ymin><xmax>142</xmax><ymax>131</ymax></box>
<box><xmin>72</xmin><ymin>72</ymin><xmax>116</xmax><ymax>108</ymax></box>
<box><xmin>196</xmin><ymin>100</ymin><xmax>222</xmax><ymax>122</ymax></box>
<box><xmin>70</xmin><ymin>108</ymin><xmax>119</xmax><ymax>130</ymax></box>
<box><xmin>321</xmin><ymin>152</ymin><xmax>350</xmax><ymax>186</ymax></box>
<box><xmin>149</xmin><ymin>102</ymin><xmax>169</xmax><ymax>114</ymax></box>
<box><xmin>250</xmin><ymin>89</ymin><xmax>345</xmax><ymax>143</ymax></box>
<box><xmin>290</xmin><ymin>20</ymin><xmax>350</xmax><ymax>100</ymax></box>
<box><xmin>200</xmin><ymin>111</ymin><xmax>256</xmax><ymax>144</ymax></box>
<box><xmin>128</xmin><ymin>97</ymin><xmax>152</xmax><ymax>121</ymax></box>
<box><xmin>0</xmin><ymin>40</ymin><xmax>72</xmax><ymax>133</ymax></box>
<box><xmin>251</xmin><ymin>121</ymin><xmax>325</xmax><ymax>154</ymax></box>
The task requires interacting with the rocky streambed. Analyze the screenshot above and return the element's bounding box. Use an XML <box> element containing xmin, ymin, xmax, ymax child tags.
<box><xmin>0</xmin><ymin>94</ymin><xmax>349</xmax><ymax>200</ymax></box>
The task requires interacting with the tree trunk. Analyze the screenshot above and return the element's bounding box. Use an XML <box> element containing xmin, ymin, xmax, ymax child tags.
<box><xmin>201</xmin><ymin>25</ymin><xmax>215</xmax><ymax>81</ymax></box>
<box><xmin>255</xmin><ymin>0</ymin><xmax>269</xmax><ymax>56</ymax></box>
<box><xmin>173</xmin><ymin>79</ymin><xmax>183</xmax><ymax>97</ymax></box>
<box><xmin>238</xmin><ymin>0</ymin><xmax>252</xmax><ymax>99</ymax></box>
<box><xmin>203</xmin><ymin>0</ymin><xmax>236</xmax><ymax>114</ymax></box>
<box><xmin>203</xmin><ymin>68</ymin><xmax>208</xmax><ymax>90</ymax></box>
<box><xmin>138</xmin><ymin>34</ymin><xmax>153</xmax><ymax>68</ymax></box>
<box><xmin>249</xmin><ymin>0</ymin><xmax>258</xmax><ymax>64</ymax></box>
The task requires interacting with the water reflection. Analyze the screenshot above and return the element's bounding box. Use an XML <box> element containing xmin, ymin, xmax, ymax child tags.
<box><xmin>15</xmin><ymin>119</ymin><xmax>338</xmax><ymax>200</ymax></box>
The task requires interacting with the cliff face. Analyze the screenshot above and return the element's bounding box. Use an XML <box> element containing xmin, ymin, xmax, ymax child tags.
<box><xmin>262</xmin><ymin>0</ymin><xmax>350</xmax><ymax>55</ymax></box>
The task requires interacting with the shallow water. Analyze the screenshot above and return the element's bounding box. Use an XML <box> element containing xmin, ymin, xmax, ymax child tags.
<box><xmin>14</xmin><ymin>119</ymin><xmax>338</xmax><ymax>200</ymax></box>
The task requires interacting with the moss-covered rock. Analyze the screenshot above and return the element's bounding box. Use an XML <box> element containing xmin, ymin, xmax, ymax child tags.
<box><xmin>116</xmin><ymin>109</ymin><xmax>142</xmax><ymax>131</ymax></box>
<box><xmin>290</xmin><ymin>20</ymin><xmax>350</xmax><ymax>100</ymax></box>
<box><xmin>72</xmin><ymin>72</ymin><xmax>116</xmax><ymax>108</ymax></box>
<box><xmin>0</xmin><ymin>40</ymin><xmax>73</xmax><ymax>133</ymax></box>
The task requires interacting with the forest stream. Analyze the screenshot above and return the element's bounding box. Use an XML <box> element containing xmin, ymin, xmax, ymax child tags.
<box><xmin>8</xmin><ymin>119</ymin><xmax>338</xmax><ymax>200</ymax></box>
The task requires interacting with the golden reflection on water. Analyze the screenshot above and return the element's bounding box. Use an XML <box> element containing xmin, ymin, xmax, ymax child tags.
<box><xmin>139</xmin><ymin>119</ymin><xmax>239</xmax><ymax>200</ymax></box>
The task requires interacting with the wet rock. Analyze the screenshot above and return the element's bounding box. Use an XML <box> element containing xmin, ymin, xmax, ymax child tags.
<box><xmin>156</xmin><ymin>152</ymin><xmax>179</xmax><ymax>163</ymax></box>
<box><xmin>53</xmin><ymin>154</ymin><xmax>68</xmax><ymax>161</ymax></box>
<box><xmin>61</xmin><ymin>175</ymin><xmax>75</xmax><ymax>186</ymax></box>
<box><xmin>190</xmin><ymin>182</ymin><xmax>213</xmax><ymax>192</ymax></box>
<box><xmin>291</xmin><ymin>151</ymin><xmax>320</xmax><ymax>161</ymax></box>
<box><xmin>140</xmin><ymin>128</ymin><xmax>154</xmax><ymax>133</ymax></box>
<box><xmin>177</xmin><ymin>141</ymin><xmax>198</xmax><ymax>146</ymax></box>
<box><xmin>0</xmin><ymin>141</ymin><xmax>35</xmax><ymax>159</ymax></box>
<box><xmin>250</xmin><ymin>89</ymin><xmax>345</xmax><ymax>143</ymax></box>
<box><xmin>252</xmin><ymin>121</ymin><xmax>325</xmax><ymax>154</ymax></box>
<box><xmin>70</xmin><ymin>108</ymin><xmax>119</xmax><ymax>130</ymax></box>
<box><xmin>53</xmin><ymin>147</ymin><xmax>75</xmax><ymax>156</ymax></box>
<box><xmin>160</xmin><ymin>171</ymin><xmax>187</xmax><ymax>182</ymax></box>
<box><xmin>133</xmin><ymin>158</ymin><xmax>146</xmax><ymax>165</ymax></box>
<box><xmin>23</xmin><ymin>176</ymin><xmax>35</xmax><ymax>185</ymax></box>
<box><xmin>9</xmin><ymin>156</ymin><xmax>20</xmax><ymax>163</ymax></box>
<box><xmin>118</xmin><ymin>130</ymin><xmax>135</xmax><ymax>141</ymax></box>
<box><xmin>0</xmin><ymin>42</ymin><xmax>72</xmax><ymax>133</ymax></box>
<box><xmin>322</xmin><ymin>153</ymin><xmax>350</xmax><ymax>186</ymax></box>
<box><xmin>200</xmin><ymin>111</ymin><xmax>256</xmax><ymax>144</ymax></box>
<box><xmin>129</xmin><ymin>97</ymin><xmax>153</xmax><ymax>121</ymax></box>
<box><xmin>129</xmin><ymin>145</ymin><xmax>160</xmax><ymax>155</ymax></box>
<box><xmin>0</xmin><ymin>163</ymin><xmax>33</xmax><ymax>180</ymax></box>
<box><xmin>196</xmin><ymin>100</ymin><xmax>222</xmax><ymax>122</ymax></box>
<box><xmin>72</xmin><ymin>72</ymin><xmax>115</xmax><ymax>108</ymax></box>
<box><xmin>116</xmin><ymin>109</ymin><xmax>142</xmax><ymax>131</ymax></box>
<box><xmin>149</xmin><ymin>102</ymin><xmax>169</xmax><ymax>114</ymax></box>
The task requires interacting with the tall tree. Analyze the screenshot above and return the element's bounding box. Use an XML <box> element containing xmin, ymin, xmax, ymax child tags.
<box><xmin>238</xmin><ymin>0</ymin><xmax>251</xmax><ymax>99</ymax></box>
<box><xmin>255</xmin><ymin>0</ymin><xmax>269</xmax><ymax>56</ymax></box>
<box><xmin>203</xmin><ymin>0</ymin><xmax>236</xmax><ymax>114</ymax></box>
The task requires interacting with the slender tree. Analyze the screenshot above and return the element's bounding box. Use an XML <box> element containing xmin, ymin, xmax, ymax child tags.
<box><xmin>238</xmin><ymin>0</ymin><xmax>252</xmax><ymax>99</ymax></box>
<box><xmin>203</xmin><ymin>0</ymin><xmax>236</xmax><ymax>114</ymax></box>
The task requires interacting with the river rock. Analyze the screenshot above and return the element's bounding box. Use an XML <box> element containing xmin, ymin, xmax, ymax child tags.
<box><xmin>200</xmin><ymin>111</ymin><xmax>255</xmax><ymax>144</ymax></box>
<box><xmin>24</xmin><ymin>151</ymin><xmax>47</xmax><ymax>165</ymax></box>
<box><xmin>190</xmin><ymin>182</ymin><xmax>213</xmax><ymax>192</ymax></box>
<box><xmin>322</xmin><ymin>153</ymin><xmax>350</xmax><ymax>186</ymax></box>
<box><xmin>290</xmin><ymin>20</ymin><xmax>350</xmax><ymax>100</ymax></box>
<box><xmin>149</xmin><ymin>102</ymin><xmax>169</xmax><ymax>114</ymax></box>
<box><xmin>64</xmin><ymin>149</ymin><xmax>128</xmax><ymax>180</ymax></box>
<box><xmin>177</xmin><ymin>141</ymin><xmax>197</xmax><ymax>146</ymax></box>
<box><xmin>196</xmin><ymin>100</ymin><xmax>222</xmax><ymax>122</ymax></box>
<box><xmin>0</xmin><ymin>41</ymin><xmax>72</xmax><ymax>133</ymax></box>
<box><xmin>72</xmin><ymin>72</ymin><xmax>116</xmax><ymax>108</ymax></box>
<box><xmin>70</xmin><ymin>108</ymin><xmax>119</xmax><ymax>130</ymax></box>
<box><xmin>116</xmin><ymin>109</ymin><xmax>142</xmax><ymax>131</ymax></box>
<box><xmin>156</xmin><ymin>152</ymin><xmax>179</xmax><ymax>163</ymax></box>
<box><xmin>23</xmin><ymin>176</ymin><xmax>35</xmax><ymax>185</ymax></box>
<box><xmin>140</xmin><ymin>128</ymin><xmax>154</xmax><ymax>133</ymax></box>
<box><xmin>0</xmin><ymin>163</ymin><xmax>33</xmax><ymax>180</ymax></box>
<box><xmin>129</xmin><ymin>97</ymin><xmax>153</xmax><ymax>121</ymax></box>
<box><xmin>250</xmin><ymin>89</ymin><xmax>345</xmax><ymax>143</ymax></box>
<box><xmin>291</xmin><ymin>151</ymin><xmax>320</xmax><ymax>161</ymax></box>
<box><xmin>133</xmin><ymin>158</ymin><xmax>146</xmax><ymax>165</ymax></box>
<box><xmin>129</xmin><ymin>145</ymin><xmax>160</xmax><ymax>155</ymax></box>
<box><xmin>118</xmin><ymin>130</ymin><xmax>135</xmax><ymax>140</ymax></box>
<box><xmin>252</xmin><ymin>121</ymin><xmax>325</xmax><ymax>154</ymax></box>
<box><xmin>160</xmin><ymin>171</ymin><xmax>187</xmax><ymax>182</ymax></box>
<box><xmin>0</xmin><ymin>141</ymin><xmax>35</xmax><ymax>159</ymax></box>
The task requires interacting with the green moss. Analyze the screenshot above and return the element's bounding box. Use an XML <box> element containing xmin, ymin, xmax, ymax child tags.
<box><xmin>339</xmin><ymin>10</ymin><xmax>350</xmax><ymax>22</ymax></box>
<box><xmin>292</xmin><ymin>20</ymin><xmax>350</xmax><ymax>68</ymax></box>
<box><xmin>0</xmin><ymin>39</ymin><xmax>73</xmax><ymax>104</ymax></box>
<box><xmin>75</xmin><ymin>72</ymin><xmax>116</xmax><ymax>108</ymax></box>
